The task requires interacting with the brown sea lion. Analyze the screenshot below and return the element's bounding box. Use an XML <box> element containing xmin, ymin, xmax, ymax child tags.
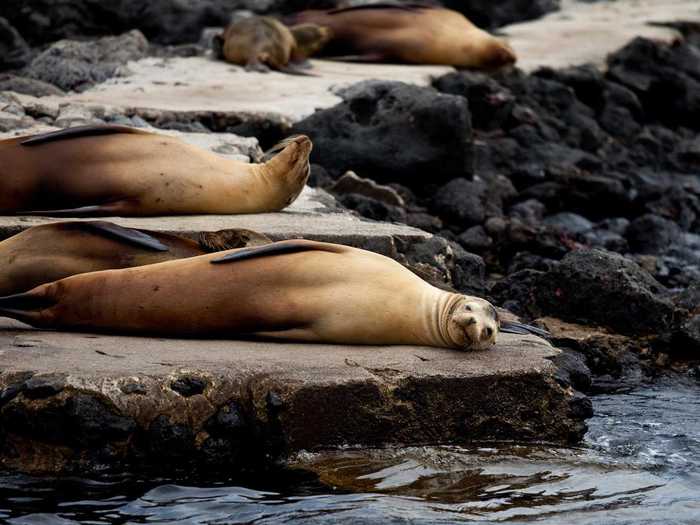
<box><xmin>0</xmin><ymin>221</ymin><xmax>271</xmax><ymax>296</ymax></box>
<box><xmin>213</xmin><ymin>16</ymin><xmax>332</xmax><ymax>75</ymax></box>
<box><xmin>287</xmin><ymin>4</ymin><xmax>516</xmax><ymax>69</ymax></box>
<box><xmin>0</xmin><ymin>240</ymin><xmax>544</xmax><ymax>350</ymax></box>
<box><xmin>0</xmin><ymin>125</ymin><xmax>312</xmax><ymax>216</ymax></box>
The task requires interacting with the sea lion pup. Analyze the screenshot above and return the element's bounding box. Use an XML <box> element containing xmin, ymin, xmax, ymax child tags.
<box><xmin>0</xmin><ymin>221</ymin><xmax>271</xmax><ymax>296</ymax></box>
<box><xmin>213</xmin><ymin>16</ymin><xmax>332</xmax><ymax>75</ymax></box>
<box><xmin>287</xmin><ymin>3</ymin><xmax>516</xmax><ymax>69</ymax></box>
<box><xmin>0</xmin><ymin>125</ymin><xmax>312</xmax><ymax>216</ymax></box>
<box><xmin>0</xmin><ymin>240</ymin><xmax>542</xmax><ymax>350</ymax></box>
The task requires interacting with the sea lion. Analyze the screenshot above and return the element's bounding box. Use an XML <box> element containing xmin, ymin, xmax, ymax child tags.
<box><xmin>0</xmin><ymin>240</ymin><xmax>543</xmax><ymax>350</ymax></box>
<box><xmin>0</xmin><ymin>125</ymin><xmax>312</xmax><ymax>216</ymax></box>
<box><xmin>0</xmin><ymin>221</ymin><xmax>271</xmax><ymax>296</ymax></box>
<box><xmin>213</xmin><ymin>16</ymin><xmax>332</xmax><ymax>75</ymax></box>
<box><xmin>287</xmin><ymin>4</ymin><xmax>516</xmax><ymax>69</ymax></box>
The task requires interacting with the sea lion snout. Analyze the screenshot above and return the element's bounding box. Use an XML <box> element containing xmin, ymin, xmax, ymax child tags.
<box><xmin>447</xmin><ymin>297</ymin><xmax>499</xmax><ymax>350</ymax></box>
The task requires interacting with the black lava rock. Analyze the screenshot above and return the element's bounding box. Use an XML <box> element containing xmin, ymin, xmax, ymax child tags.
<box><xmin>539</xmin><ymin>249</ymin><xmax>675</xmax><ymax>335</ymax></box>
<box><xmin>170</xmin><ymin>376</ymin><xmax>208</xmax><ymax>397</ymax></box>
<box><xmin>23</xmin><ymin>30</ymin><xmax>148</xmax><ymax>92</ymax></box>
<box><xmin>0</xmin><ymin>0</ymin><xmax>242</xmax><ymax>46</ymax></box>
<box><xmin>0</xmin><ymin>16</ymin><xmax>31</xmax><ymax>71</ymax></box>
<box><xmin>626</xmin><ymin>214</ymin><xmax>682</xmax><ymax>255</ymax></box>
<box><xmin>292</xmin><ymin>81</ymin><xmax>472</xmax><ymax>184</ymax></box>
<box><xmin>442</xmin><ymin>0</ymin><xmax>560</xmax><ymax>29</ymax></box>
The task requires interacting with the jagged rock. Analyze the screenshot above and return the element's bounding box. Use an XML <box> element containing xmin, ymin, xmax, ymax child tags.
<box><xmin>607</xmin><ymin>37</ymin><xmax>700</xmax><ymax>129</ymax></box>
<box><xmin>0</xmin><ymin>0</ymin><xmax>243</xmax><ymax>46</ymax></box>
<box><xmin>441</xmin><ymin>0</ymin><xmax>560</xmax><ymax>28</ymax></box>
<box><xmin>626</xmin><ymin>214</ymin><xmax>682</xmax><ymax>255</ymax></box>
<box><xmin>292</xmin><ymin>80</ymin><xmax>472</xmax><ymax>184</ymax></box>
<box><xmin>0</xmin><ymin>74</ymin><xmax>65</xmax><ymax>97</ymax></box>
<box><xmin>539</xmin><ymin>249</ymin><xmax>674</xmax><ymax>335</ymax></box>
<box><xmin>331</xmin><ymin>171</ymin><xmax>405</xmax><ymax>207</ymax></box>
<box><xmin>23</xmin><ymin>30</ymin><xmax>148</xmax><ymax>92</ymax></box>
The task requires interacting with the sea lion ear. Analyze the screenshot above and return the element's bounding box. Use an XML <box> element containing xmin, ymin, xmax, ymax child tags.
<box><xmin>499</xmin><ymin>321</ymin><xmax>550</xmax><ymax>338</ymax></box>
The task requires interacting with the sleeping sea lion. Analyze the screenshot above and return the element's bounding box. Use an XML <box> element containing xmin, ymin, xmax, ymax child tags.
<box><xmin>213</xmin><ymin>16</ymin><xmax>332</xmax><ymax>75</ymax></box>
<box><xmin>0</xmin><ymin>125</ymin><xmax>312</xmax><ymax>216</ymax></box>
<box><xmin>0</xmin><ymin>221</ymin><xmax>270</xmax><ymax>296</ymax></box>
<box><xmin>287</xmin><ymin>3</ymin><xmax>516</xmax><ymax>69</ymax></box>
<box><xmin>0</xmin><ymin>240</ymin><xmax>543</xmax><ymax>350</ymax></box>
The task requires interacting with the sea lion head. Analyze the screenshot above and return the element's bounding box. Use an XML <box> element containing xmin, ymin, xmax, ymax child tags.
<box><xmin>445</xmin><ymin>295</ymin><xmax>499</xmax><ymax>351</ymax></box>
<box><xmin>477</xmin><ymin>38</ymin><xmax>517</xmax><ymax>70</ymax></box>
<box><xmin>290</xmin><ymin>23</ymin><xmax>334</xmax><ymax>60</ymax></box>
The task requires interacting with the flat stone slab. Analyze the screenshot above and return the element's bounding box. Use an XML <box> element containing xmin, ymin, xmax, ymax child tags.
<box><xmin>0</xmin><ymin>319</ymin><xmax>586</xmax><ymax>474</ymax></box>
<box><xmin>0</xmin><ymin>125</ymin><xmax>429</xmax><ymax>254</ymax></box>
<box><xmin>29</xmin><ymin>58</ymin><xmax>452</xmax><ymax>125</ymax></box>
<box><xmin>505</xmin><ymin>0</ymin><xmax>700</xmax><ymax>71</ymax></box>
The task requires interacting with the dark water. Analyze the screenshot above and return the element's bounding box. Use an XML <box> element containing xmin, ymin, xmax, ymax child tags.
<box><xmin>2</xmin><ymin>377</ymin><xmax>699</xmax><ymax>525</ymax></box>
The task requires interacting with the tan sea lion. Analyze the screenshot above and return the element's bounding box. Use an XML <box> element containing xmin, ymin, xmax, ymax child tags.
<box><xmin>0</xmin><ymin>125</ymin><xmax>312</xmax><ymax>216</ymax></box>
<box><xmin>213</xmin><ymin>16</ymin><xmax>332</xmax><ymax>75</ymax></box>
<box><xmin>0</xmin><ymin>221</ymin><xmax>271</xmax><ymax>296</ymax></box>
<box><xmin>0</xmin><ymin>240</ymin><xmax>543</xmax><ymax>350</ymax></box>
<box><xmin>287</xmin><ymin>4</ymin><xmax>516</xmax><ymax>69</ymax></box>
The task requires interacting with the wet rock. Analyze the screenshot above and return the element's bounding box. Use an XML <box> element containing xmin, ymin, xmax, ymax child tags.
<box><xmin>673</xmin><ymin>314</ymin><xmax>700</xmax><ymax>357</ymax></box>
<box><xmin>0</xmin><ymin>74</ymin><xmax>65</xmax><ymax>97</ymax></box>
<box><xmin>539</xmin><ymin>249</ymin><xmax>674</xmax><ymax>335</ymax></box>
<box><xmin>145</xmin><ymin>415</ymin><xmax>195</xmax><ymax>457</ymax></box>
<box><xmin>292</xmin><ymin>81</ymin><xmax>471</xmax><ymax>184</ymax></box>
<box><xmin>170</xmin><ymin>375</ymin><xmax>207</xmax><ymax>397</ymax></box>
<box><xmin>441</xmin><ymin>0</ymin><xmax>560</xmax><ymax>28</ymax></box>
<box><xmin>331</xmin><ymin>171</ymin><xmax>405</xmax><ymax>207</ymax></box>
<box><xmin>23</xmin><ymin>30</ymin><xmax>148</xmax><ymax>92</ymax></box>
<box><xmin>0</xmin><ymin>17</ymin><xmax>31</xmax><ymax>71</ymax></box>
<box><xmin>509</xmin><ymin>199</ymin><xmax>546</xmax><ymax>227</ymax></box>
<box><xmin>626</xmin><ymin>214</ymin><xmax>682</xmax><ymax>255</ymax></box>
<box><xmin>551</xmin><ymin>350</ymin><xmax>592</xmax><ymax>392</ymax></box>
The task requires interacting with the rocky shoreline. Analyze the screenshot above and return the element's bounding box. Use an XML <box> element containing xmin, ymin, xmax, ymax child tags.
<box><xmin>0</xmin><ymin>0</ymin><xmax>698</xmax><ymax>473</ymax></box>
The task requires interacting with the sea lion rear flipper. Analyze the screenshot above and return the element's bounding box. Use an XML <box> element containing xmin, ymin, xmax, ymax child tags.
<box><xmin>500</xmin><ymin>321</ymin><xmax>550</xmax><ymax>338</ymax></box>
<box><xmin>210</xmin><ymin>240</ymin><xmax>340</xmax><ymax>264</ymax></box>
<box><xmin>0</xmin><ymin>290</ymin><xmax>56</xmax><ymax>326</ymax></box>
<box><xmin>20</xmin><ymin>124</ymin><xmax>150</xmax><ymax>147</ymax></box>
<box><xmin>81</xmin><ymin>221</ymin><xmax>169</xmax><ymax>252</ymax></box>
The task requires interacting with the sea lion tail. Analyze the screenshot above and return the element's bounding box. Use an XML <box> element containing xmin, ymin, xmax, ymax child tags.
<box><xmin>0</xmin><ymin>289</ymin><xmax>55</xmax><ymax>326</ymax></box>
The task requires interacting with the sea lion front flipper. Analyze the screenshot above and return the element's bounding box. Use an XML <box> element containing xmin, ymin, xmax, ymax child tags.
<box><xmin>16</xmin><ymin>201</ymin><xmax>132</xmax><ymax>217</ymax></box>
<box><xmin>276</xmin><ymin>63</ymin><xmax>318</xmax><ymax>76</ymax></box>
<box><xmin>20</xmin><ymin>124</ymin><xmax>150</xmax><ymax>147</ymax></box>
<box><xmin>81</xmin><ymin>221</ymin><xmax>169</xmax><ymax>252</ymax></box>
<box><xmin>321</xmin><ymin>53</ymin><xmax>387</xmax><ymax>63</ymax></box>
<box><xmin>500</xmin><ymin>321</ymin><xmax>551</xmax><ymax>338</ymax></box>
<box><xmin>0</xmin><ymin>289</ymin><xmax>56</xmax><ymax>326</ymax></box>
<box><xmin>210</xmin><ymin>240</ymin><xmax>340</xmax><ymax>264</ymax></box>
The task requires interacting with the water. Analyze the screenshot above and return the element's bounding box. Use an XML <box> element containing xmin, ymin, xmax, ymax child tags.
<box><xmin>1</xmin><ymin>376</ymin><xmax>699</xmax><ymax>525</ymax></box>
